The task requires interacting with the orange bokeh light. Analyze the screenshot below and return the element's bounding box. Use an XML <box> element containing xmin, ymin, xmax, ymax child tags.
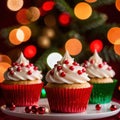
<box><xmin>7</xmin><ymin>0</ymin><xmax>24</xmax><ymax>11</ymax></box>
<box><xmin>114</xmin><ymin>44</ymin><xmax>120</xmax><ymax>55</ymax></box>
<box><xmin>85</xmin><ymin>0</ymin><xmax>97</xmax><ymax>3</ymax></box>
<box><xmin>74</xmin><ymin>2</ymin><xmax>92</xmax><ymax>20</ymax></box>
<box><xmin>9</xmin><ymin>29</ymin><xmax>22</xmax><ymax>45</ymax></box>
<box><xmin>107</xmin><ymin>27</ymin><xmax>120</xmax><ymax>45</ymax></box>
<box><xmin>65</xmin><ymin>38</ymin><xmax>82</xmax><ymax>55</ymax></box>
<box><xmin>20</xmin><ymin>26</ymin><xmax>32</xmax><ymax>42</ymax></box>
<box><xmin>115</xmin><ymin>0</ymin><xmax>120</xmax><ymax>11</ymax></box>
<box><xmin>16</xmin><ymin>8</ymin><xmax>30</xmax><ymax>25</ymax></box>
<box><xmin>0</xmin><ymin>62</ymin><xmax>11</xmax><ymax>83</ymax></box>
<box><xmin>0</xmin><ymin>55</ymin><xmax>12</xmax><ymax>64</ymax></box>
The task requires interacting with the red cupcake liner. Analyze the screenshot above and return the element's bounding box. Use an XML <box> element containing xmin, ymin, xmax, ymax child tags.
<box><xmin>45</xmin><ymin>85</ymin><xmax>93</xmax><ymax>113</ymax></box>
<box><xmin>0</xmin><ymin>82</ymin><xmax>43</xmax><ymax>106</ymax></box>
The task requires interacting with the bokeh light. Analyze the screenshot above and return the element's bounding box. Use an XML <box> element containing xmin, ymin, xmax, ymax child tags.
<box><xmin>20</xmin><ymin>26</ymin><xmax>32</xmax><ymax>42</ymax></box>
<box><xmin>44</xmin><ymin>14</ymin><xmax>56</xmax><ymax>27</ymax></box>
<box><xmin>38</xmin><ymin>36</ymin><xmax>51</xmax><ymax>48</ymax></box>
<box><xmin>85</xmin><ymin>0</ymin><xmax>97</xmax><ymax>3</ymax></box>
<box><xmin>0</xmin><ymin>55</ymin><xmax>12</xmax><ymax>64</ymax></box>
<box><xmin>16</xmin><ymin>28</ymin><xmax>24</xmax><ymax>42</ymax></box>
<box><xmin>42</xmin><ymin>1</ymin><xmax>55</xmax><ymax>12</ymax></box>
<box><xmin>47</xmin><ymin>52</ymin><xmax>62</xmax><ymax>68</ymax></box>
<box><xmin>74</xmin><ymin>2</ymin><xmax>92</xmax><ymax>20</ymax></box>
<box><xmin>7</xmin><ymin>0</ymin><xmax>24</xmax><ymax>11</ymax></box>
<box><xmin>58</xmin><ymin>12</ymin><xmax>71</xmax><ymax>26</ymax></box>
<box><xmin>0</xmin><ymin>62</ymin><xmax>11</xmax><ymax>83</ymax></box>
<box><xmin>65</xmin><ymin>38</ymin><xmax>82</xmax><ymax>55</ymax></box>
<box><xmin>23</xmin><ymin>45</ymin><xmax>37</xmax><ymax>59</ymax></box>
<box><xmin>107</xmin><ymin>27</ymin><xmax>120</xmax><ymax>45</ymax></box>
<box><xmin>16</xmin><ymin>8</ymin><xmax>30</xmax><ymax>25</ymax></box>
<box><xmin>115</xmin><ymin>0</ymin><xmax>120</xmax><ymax>11</ymax></box>
<box><xmin>90</xmin><ymin>39</ymin><xmax>103</xmax><ymax>53</ymax></box>
<box><xmin>114</xmin><ymin>44</ymin><xmax>120</xmax><ymax>55</ymax></box>
<box><xmin>27</xmin><ymin>6</ymin><xmax>40</xmax><ymax>22</ymax></box>
<box><xmin>9</xmin><ymin>29</ymin><xmax>22</xmax><ymax>45</ymax></box>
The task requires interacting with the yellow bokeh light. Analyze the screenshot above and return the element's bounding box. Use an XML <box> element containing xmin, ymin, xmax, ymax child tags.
<box><xmin>20</xmin><ymin>26</ymin><xmax>32</xmax><ymax>42</ymax></box>
<box><xmin>9</xmin><ymin>29</ymin><xmax>22</xmax><ymax>45</ymax></box>
<box><xmin>85</xmin><ymin>0</ymin><xmax>97</xmax><ymax>3</ymax></box>
<box><xmin>115</xmin><ymin>0</ymin><xmax>120</xmax><ymax>11</ymax></box>
<box><xmin>7</xmin><ymin>0</ymin><xmax>24</xmax><ymax>11</ymax></box>
<box><xmin>27</xmin><ymin>6</ymin><xmax>40</xmax><ymax>22</ymax></box>
<box><xmin>0</xmin><ymin>62</ymin><xmax>11</xmax><ymax>83</ymax></box>
<box><xmin>65</xmin><ymin>38</ymin><xmax>82</xmax><ymax>56</ymax></box>
<box><xmin>0</xmin><ymin>55</ymin><xmax>12</xmax><ymax>64</ymax></box>
<box><xmin>74</xmin><ymin>2</ymin><xmax>92</xmax><ymax>20</ymax></box>
<box><xmin>16</xmin><ymin>29</ymin><xmax>24</xmax><ymax>42</ymax></box>
<box><xmin>114</xmin><ymin>44</ymin><xmax>120</xmax><ymax>55</ymax></box>
<box><xmin>107</xmin><ymin>27</ymin><xmax>120</xmax><ymax>45</ymax></box>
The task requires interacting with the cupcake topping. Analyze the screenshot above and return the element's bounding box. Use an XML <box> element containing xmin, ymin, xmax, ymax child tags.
<box><xmin>4</xmin><ymin>52</ymin><xmax>43</xmax><ymax>81</ymax></box>
<box><xmin>46</xmin><ymin>50</ymin><xmax>90</xmax><ymax>84</ymax></box>
<box><xmin>82</xmin><ymin>50</ymin><xmax>115</xmax><ymax>78</ymax></box>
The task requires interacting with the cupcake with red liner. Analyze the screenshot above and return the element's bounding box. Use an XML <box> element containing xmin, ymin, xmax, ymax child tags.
<box><xmin>0</xmin><ymin>52</ymin><xmax>43</xmax><ymax>106</ymax></box>
<box><xmin>82</xmin><ymin>50</ymin><xmax>117</xmax><ymax>104</ymax></box>
<box><xmin>45</xmin><ymin>50</ymin><xmax>92</xmax><ymax>113</ymax></box>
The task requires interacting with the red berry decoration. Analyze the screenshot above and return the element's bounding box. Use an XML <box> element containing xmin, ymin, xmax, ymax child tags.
<box><xmin>27</xmin><ymin>70</ymin><xmax>32</xmax><ymax>75</ymax></box>
<box><xmin>64</xmin><ymin>60</ymin><xmax>69</xmax><ymax>64</ymax></box>
<box><xmin>110</xmin><ymin>105</ymin><xmax>117</xmax><ymax>111</ymax></box>
<box><xmin>60</xmin><ymin>71</ymin><xmax>66</xmax><ymax>77</ymax></box>
<box><xmin>77</xmin><ymin>70</ymin><xmax>82</xmax><ymax>75</ymax></box>
<box><xmin>38</xmin><ymin>106</ymin><xmax>45</xmax><ymax>114</ymax></box>
<box><xmin>25</xmin><ymin>106</ymin><xmax>31</xmax><ymax>113</ymax></box>
<box><xmin>95</xmin><ymin>104</ymin><xmax>101</xmax><ymax>111</ymax></box>
<box><xmin>6</xmin><ymin>103</ymin><xmax>16</xmax><ymax>111</ymax></box>
<box><xmin>57</xmin><ymin>66</ymin><xmax>62</xmax><ymax>71</ymax></box>
<box><xmin>50</xmin><ymin>70</ymin><xmax>54</xmax><ymax>75</ymax></box>
<box><xmin>69</xmin><ymin>66</ymin><xmax>74</xmax><ymax>70</ymax></box>
<box><xmin>31</xmin><ymin>105</ymin><xmax>38</xmax><ymax>113</ymax></box>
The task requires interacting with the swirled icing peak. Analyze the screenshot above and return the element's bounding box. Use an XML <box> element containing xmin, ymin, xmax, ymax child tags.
<box><xmin>4</xmin><ymin>52</ymin><xmax>43</xmax><ymax>81</ymax></box>
<box><xmin>46</xmin><ymin>50</ymin><xmax>90</xmax><ymax>84</ymax></box>
<box><xmin>82</xmin><ymin>50</ymin><xmax>115</xmax><ymax>78</ymax></box>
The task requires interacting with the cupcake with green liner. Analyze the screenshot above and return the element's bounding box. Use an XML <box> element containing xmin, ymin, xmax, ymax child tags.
<box><xmin>45</xmin><ymin>50</ymin><xmax>92</xmax><ymax>113</ymax></box>
<box><xmin>82</xmin><ymin>50</ymin><xmax>117</xmax><ymax>104</ymax></box>
<box><xmin>0</xmin><ymin>52</ymin><xmax>43</xmax><ymax>106</ymax></box>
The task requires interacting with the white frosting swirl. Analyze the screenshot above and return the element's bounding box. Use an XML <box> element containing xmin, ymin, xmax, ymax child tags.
<box><xmin>46</xmin><ymin>50</ymin><xmax>90</xmax><ymax>84</ymax></box>
<box><xmin>4</xmin><ymin>52</ymin><xmax>43</xmax><ymax>81</ymax></box>
<box><xmin>82</xmin><ymin>50</ymin><xmax>115</xmax><ymax>78</ymax></box>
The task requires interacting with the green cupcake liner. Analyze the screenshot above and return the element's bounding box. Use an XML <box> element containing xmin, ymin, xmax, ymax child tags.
<box><xmin>89</xmin><ymin>79</ymin><xmax>117</xmax><ymax>104</ymax></box>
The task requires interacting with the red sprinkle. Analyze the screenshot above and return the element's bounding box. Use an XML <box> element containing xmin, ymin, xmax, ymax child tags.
<box><xmin>73</xmin><ymin>62</ymin><xmax>78</xmax><ymax>66</ymax></box>
<box><xmin>98</xmin><ymin>64</ymin><xmax>103</xmax><ymax>68</ymax></box>
<box><xmin>34</xmin><ymin>66</ymin><xmax>38</xmax><ymax>70</ymax></box>
<box><xmin>82</xmin><ymin>68</ymin><xmax>86</xmax><ymax>72</ymax></box>
<box><xmin>69</xmin><ymin>66</ymin><xmax>74</xmax><ymax>70</ymax></box>
<box><xmin>64</xmin><ymin>60</ymin><xmax>69</xmax><ymax>64</ymax></box>
<box><xmin>60</xmin><ymin>72</ymin><xmax>66</xmax><ymax>77</ymax></box>
<box><xmin>27</xmin><ymin>70</ymin><xmax>32</xmax><ymax>75</ymax></box>
<box><xmin>17</xmin><ymin>67</ymin><xmax>21</xmax><ymax>72</ymax></box>
<box><xmin>50</xmin><ymin>70</ymin><xmax>54</xmax><ymax>75</ymax></box>
<box><xmin>20</xmin><ymin>63</ymin><xmax>24</xmax><ymax>67</ymax></box>
<box><xmin>10</xmin><ymin>70</ymin><xmax>14</xmax><ymax>75</ymax></box>
<box><xmin>90</xmin><ymin>59</ymin><xmax>94</xmax><ymax>64</ymax></box>
<box><xmin>77</xmin><ymin>70</ymin><xmax>82</xmax><ymax>75</ymax></box>
<box><xmin>107</xmin><ymin>66</ymin><xmax>112</xmax><ymax>70</ymax></box>
<box><xmin>57</xmin><ymin>66</ymin><xmax>62</xmax><ymax>71</ymax></box>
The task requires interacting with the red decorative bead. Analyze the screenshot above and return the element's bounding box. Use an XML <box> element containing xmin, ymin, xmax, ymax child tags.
<box><xmin>50</xmin><ymin>70</ymin><xmax>54</xmax><ymax>75</ymax></box>
<box><xmin>73</xmin><ymin>61</ymin><xmax>78</xmax><ymax>66</ymax></box>
<box><xmin>10</xmin><ymin>70</ymin><xmax>14</xmax><ymax>75</ymax></box>
<box><xmin>57</xmin><ymin>66</ymin><xmax>62</xmax><ymax>71</ymax></box>
<box><xmin>110</xmin><ymin>105</ymin><xmax>117</xmax><ymax>111</ymax></box>
<box><xmin>77</xmin><ymin>70</ymin><xmax>82</xmax><ymax>75</ymax></box>
<box><xmin>31</xmin><ymin>105</ymin><xmax>38</xmax><ymax>113</ymax></box>
<box><xmin>27</xmin><ymin>70</ymin><xmax>32</xmax><ymax>75</ymax></box>
<box><xmin>25</xmin><ymin>106</ymin><xmax>31</xmax><ymax>113</ymax></box>
<box><xmin>95</xmin><ymin>104</ymin><xmax>101</xmax><ymax>111</ymax></box>
<box><xmin>34</xmin><ymin>66</ymin><xmax>38</xmax><ymax>70</ymax></box>
<box><xmin>60</xmin><ymin>72</ymin><xmax>66</xmax><ymax>77</ymax></box>
<box><xmin>38</xmin><ymin>106</ymin><xmax>45</xmax><ymax>114</ymax></box>
<box><xmin>69</xmin><ymin>66</ymin><xmax>74</xmax><ymax>70</ymax></box>
<box><xmin>12</xmin><ymin>62</ymin><xmax>18</xmax><ymax>66</ymax></box>
<box><xmin>6</xmin><ymin>103</ymin><xmax>16</xmax><ymax>111</ymax></box>
<box><xmin>90</xmin><ymin>59</ymin><xmax>94</xmax><ymax>64</ymax></box>
<box><xmin>103</xmin><ymin>62</ymin><xmax>107</xmax><ymax>65</ymax></box>
<box><xmin>98</xmin><ymin>64</ymin><xmax>102</xmax><ymax>68</ymax></box>
<box><xmin>64</xmin><ymin>60</ymin><xmax>69</xmax><ymax>64</ymax></box>
<box><xmin>107</xmin><ymin>66</ymin><xmax>112</xmax><ymax>70</ymax></box>
<box><xmin>30</xmin><ymin>63</ymin><xmax>33</xmax><ymax>66</ymax></box>
<box><xmin>26</xmin><ymin>65</ymin><xmax>30</xmax><ymax>68</ymax></box>
<box><xmin>17</xmin><ymin>66</ymin><xmax>21</xmax><ymax>72</ymax></box>
<box><xmin>20</xmin><ymin>63</ymin><xmax>24</xmax><ymax>67</ymax></box>
<box><xmin>82</xmin><ymin>68</ymin><xmax>86</xmax><ymax>72</ymax></box>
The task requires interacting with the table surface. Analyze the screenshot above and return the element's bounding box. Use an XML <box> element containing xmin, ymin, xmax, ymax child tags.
<box><xmin>0</xmin><ymin>97</ymin><xmax>120</xmax><ymax>120</ymax></box>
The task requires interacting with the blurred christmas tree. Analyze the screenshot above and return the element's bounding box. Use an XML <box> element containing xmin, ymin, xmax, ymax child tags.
<box><xmin>0</xmin><ymin>0</ymin><xmax>120</xmax><ymax>99</ymax></box>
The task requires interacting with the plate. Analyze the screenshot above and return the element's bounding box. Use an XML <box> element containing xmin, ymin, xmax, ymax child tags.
<box><xmin>1</xmin><ymin>98</ymin><xmax>120</xmax><ymax>120</ymax></box>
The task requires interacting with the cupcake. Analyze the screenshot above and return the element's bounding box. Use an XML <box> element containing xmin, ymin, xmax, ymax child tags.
<box><xmin>45</xmin><ymin>50</ymin><xmax>92</xmax><ymax>113</ymax></box>
<box><xmin>82</xmin><ymin>50</ymin><xmax>117</xmax><ymax>104</ymax></box>
<box><xmin>0</xmin><ymin>52</ymin><xmax>43</xmax><ymax>106</ymax></box>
